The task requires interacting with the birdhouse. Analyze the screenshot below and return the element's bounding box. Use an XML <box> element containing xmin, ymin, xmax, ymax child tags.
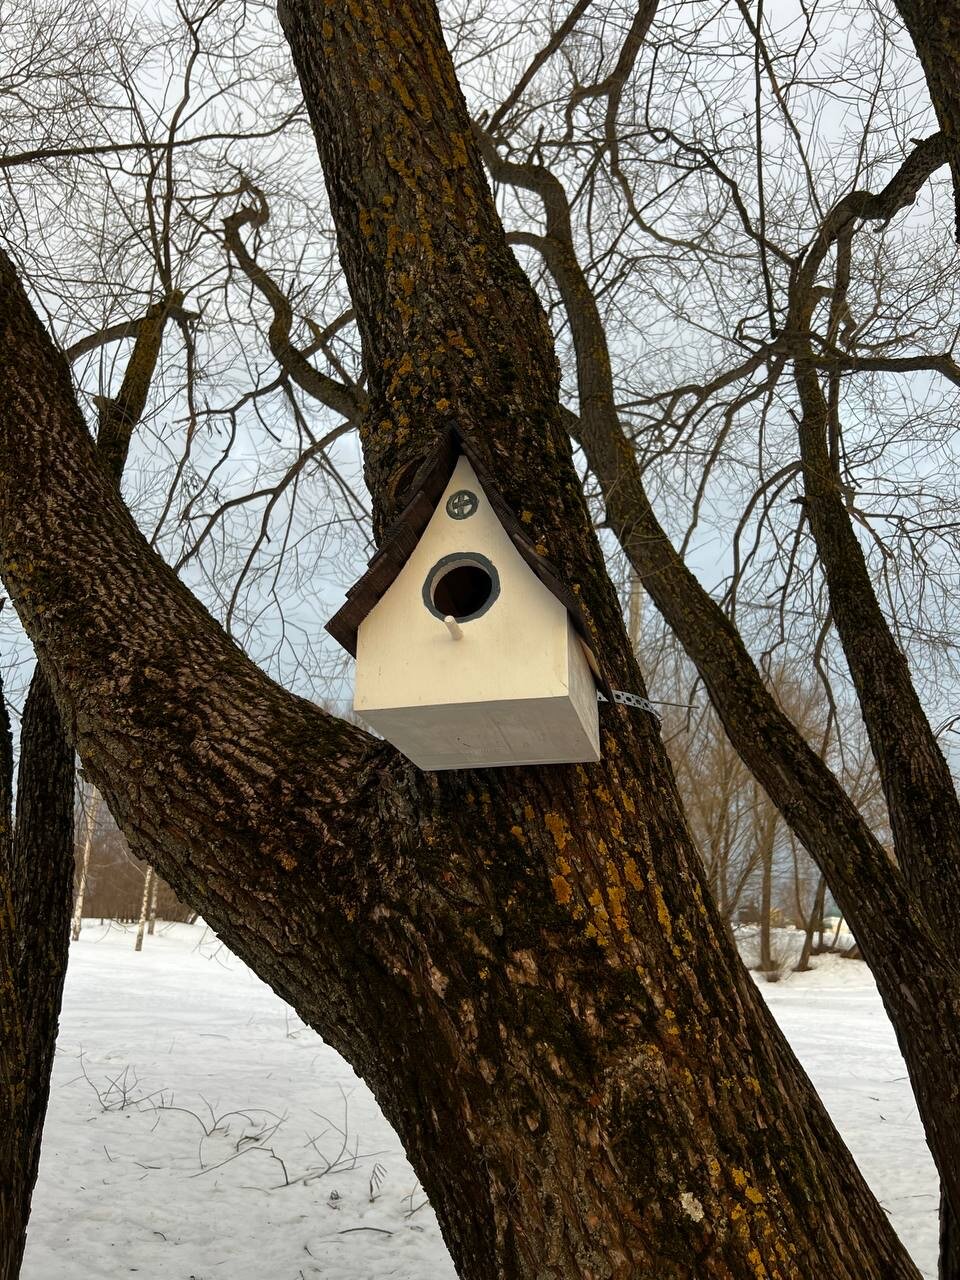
<box><xmin>326</xmin><ymin>431</ymin><xmax>607</xmax><ymax>770</ymax></box>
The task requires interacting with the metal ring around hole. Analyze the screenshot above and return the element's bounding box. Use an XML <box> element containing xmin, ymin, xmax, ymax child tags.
<box><xmin>422</xmin><ymin>551</ymin><xmax>500</xmax><ymax>623</ymax></box>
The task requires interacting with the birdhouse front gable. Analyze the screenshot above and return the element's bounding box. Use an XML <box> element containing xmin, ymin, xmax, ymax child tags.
<box><xmin>349</xmin><ymin>456</ymin><xmax>601</xmax><ymax>770</ymax></box>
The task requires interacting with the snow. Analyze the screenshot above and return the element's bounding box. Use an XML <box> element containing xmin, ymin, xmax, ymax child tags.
<box><xmin>22</xmin><ymin>922</ymin><xmax>938</xmax><ymax>1278</ymax></box>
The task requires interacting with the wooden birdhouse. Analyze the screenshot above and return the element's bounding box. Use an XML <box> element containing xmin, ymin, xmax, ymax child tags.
<box><xmin>326</xmin><ymin>431</ymin><xmax>607</xmax><ymax>770</ymax></box>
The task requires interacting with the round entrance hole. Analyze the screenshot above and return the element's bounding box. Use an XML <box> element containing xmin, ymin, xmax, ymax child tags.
<box><xmin>423</xmin><ymin>552</ymin><xmax>500</xmax><ymax>622</ymax></box>
<box><xmin>434</xmin><ymin>564</ymin><xmax>492</xmax><ymax>618</ymax></box>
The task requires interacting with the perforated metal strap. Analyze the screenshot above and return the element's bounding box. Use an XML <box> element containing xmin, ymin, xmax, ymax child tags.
<box><xmin>598</xmin><ymin>689</ymin><xmax>662</xmax><ymax>722</ymax></box>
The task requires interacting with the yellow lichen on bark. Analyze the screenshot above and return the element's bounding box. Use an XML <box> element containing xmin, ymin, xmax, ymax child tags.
<box><xmin>648</xmin><ymin>869</ymin><xmax>673</xmax><ymax>938</ymax></box>
<box><xmin>544</xmin><ymin>811</ymin><xmax>571</xmax><ymax>851</ymax></box>
<box><xmin>551</xmin><ymin>874</ymin><xmax>572</xmax><ymax>905</ymax></box>
<box><xmin>623</xmin><ymin>856</ymin><xmax>644</xmax><ymax>890</ymax></box>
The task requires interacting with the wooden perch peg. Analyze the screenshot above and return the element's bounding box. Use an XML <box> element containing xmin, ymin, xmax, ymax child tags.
<box><xmin>443</xmin><ymin>615</ymin><xmax>463</xmax><ymax>640</ymax></box>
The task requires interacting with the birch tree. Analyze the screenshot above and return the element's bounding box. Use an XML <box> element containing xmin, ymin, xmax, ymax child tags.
<box><xmin>70</xmin><ymin>783</ymin><xmax>102</xmax><ymax>941</ymax></box>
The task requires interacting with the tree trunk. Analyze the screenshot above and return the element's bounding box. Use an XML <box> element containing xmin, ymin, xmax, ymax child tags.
<box><xmin>0</xmin><ymin>285</ymin><xmax>176</xmax><ymax>1274</ymax></box>
<box><xmin>759</xmin><ymin>838</ymin><xmax>774</xmax><ymax>974</ymax></box>
<box><xmin>942</xmin><ymin>1185</ymin><xmax>960</xmax><ymax>1280</ymax></box>
<box><xmin>146</xmin><ymin>870</ymin><xmax>158</xmax><ymax>936</ymax></box>
<box><xmin>478</xmin><ymin>115</ymin><xmax>960</xmax><ymax>1243</ymax></box>
<box><xmin>0</xmin><ymin>672</ymin><xmax>74</xmax><ymax>1279</ymax></box>
<box><xmin>0</xmin><ymin>0</ymin><xmax>937</xmax><ymax>1271</ymax></box>
<box><xmin>70</xmin><ymin>786</ymin><xmax>101</xmax><ymax>942</ymax></box>
<box><xmin>892</xmin><ymin>1</ymin><xmax>960</xmax><ymax>237</ymax></box>
<box><xmin>134</xmin><ymin>867</ymin><xmax>152</xmax><ymax>952</ymax></box>
<box><xmin>796</xmin><ymin>876</ymin><xmax>826</xmax><ymax>974</ymax></box>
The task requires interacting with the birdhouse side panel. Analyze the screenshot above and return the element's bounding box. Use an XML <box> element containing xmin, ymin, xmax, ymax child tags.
<box><xmin>567</xmin><ymin>623</ymin><xmax>601</xmax><ymax>759</ymax></box>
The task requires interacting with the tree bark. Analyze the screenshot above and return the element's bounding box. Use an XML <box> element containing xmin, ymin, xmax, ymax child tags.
<box><xmin>0</xmin><ymin>1</ymin><xmax>935</xmax><ymax>1273</ymax></box>
<box><xmin>146</xmin><ymin>869</ymin><xmax>158</xmax><ymax>936</ymax></box>
<box><xmin>0</xmin><ymin>672</ymin><xmax>74</xmax><ymax>1279</ymax></box>
<box><xmin>892</xmin><ymin>1</ymin><xmax>960</xmax><ymax>237</ymax></box>
<box><xmin>0</xmin><ymin>287</ymin><xmax>179</xmax><ymax>1275</ymax></box>
<box><xmin>478</xmin><ymin>119</ymin><xmax>960</xmax><ymax>1240</ymax></box>
<box><xmin>941</xmin><ymin>1185</ymin><xmax>960</xmax><ymax>1280</ymax></box>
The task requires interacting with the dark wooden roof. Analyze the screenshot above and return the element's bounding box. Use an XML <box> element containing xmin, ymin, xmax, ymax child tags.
<box><xmin>325</xmin><ymin>428</ymin><xmax>611</xmax><ymax>696</ymax></box>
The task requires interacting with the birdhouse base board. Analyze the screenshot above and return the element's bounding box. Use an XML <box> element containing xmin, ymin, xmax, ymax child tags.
<box><xmin>358</xmin><ymin>695</ymin><xmax>601</xmax><ymax>771</ymax></box>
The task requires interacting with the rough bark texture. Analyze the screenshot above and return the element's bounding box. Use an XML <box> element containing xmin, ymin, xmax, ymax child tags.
<box><xmin>942</xmin><ymin>1186</ymin><xmax>960</xmax><ymax>1280</ymax></box>
<box><xmin>0</xmin><ymin>673</ymin><xmax>74</xmax><ymax>1279</ymax></box>
<box><xmin>479</xmin><ymin>117</ymin><xmax>960</xmax><ymax>1245</ymax></box>
<box><xmin>0</xmin><ymin>290</ymin><xmax>179</xmax><ymax>1277</ymax></box>
<box><xmin>0</xmin><ymin>2</ymin><xmax>937</xmax><ymax>1275</ymax></box>
<box><xmin>786</xmin><ymin>146</ymin><xmax>960</xmax><ymax>966</ymax></box>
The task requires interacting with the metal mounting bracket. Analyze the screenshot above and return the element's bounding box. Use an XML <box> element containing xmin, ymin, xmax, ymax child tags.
<box><xmin>598</xmin><ymin>689</ymin><xmax>662</xmax><ymax>723</ymax></box>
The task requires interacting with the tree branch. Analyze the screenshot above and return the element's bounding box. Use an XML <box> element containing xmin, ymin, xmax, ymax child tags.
<box><xmin>0</xmin><ymin>243</ymin><xmax>382</xmax><ymax>1007</ymax></box>
<box><xmin>64</xmin><ymin>305</ymin><xmax>199</xmax><ymax>365</ymax></box>
<box><xmin>891</xmin><ymin>1</ymin><xmax>960</xmax><ymax>236</ymax></box>
<box><xmin>482</xmin><ymin>112</ymin><xmax>960</xmax><ymax>1233</ymax></box>
<box><xmin>786</xmin><ymin>133</ymin><xmax>960</xmax><ymax>960</ymax></box>
<box><xmin>486</xmin><ymin>0</ymin><xmax>596</xmax><ymax>135</ymax></box>
<box><xmin>223</xmin><ymin>182</ymin><xmax>364</xmax><ymax>423</ymax></box>
<box><xmin>0</xmin><ymin>111</ymin><xmax>309</xmax><ymax>172</ymax></box>
<box><xmin>95</xmin><ymin>290</ymin><xmax>183</xmax><ymax>481</ymax></box>
<box><xmin>480</xmin><ymin>116</ymin><xmax>939</xmax><ymax>963</ymax></box>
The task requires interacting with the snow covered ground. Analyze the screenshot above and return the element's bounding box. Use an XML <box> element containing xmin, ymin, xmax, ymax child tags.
<box><xmin>22</xmin><ymin>922</ymin><xmax>938</xmax><ymax>1278</ymax></box>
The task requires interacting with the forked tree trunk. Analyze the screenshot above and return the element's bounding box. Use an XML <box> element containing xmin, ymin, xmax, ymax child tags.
<box><xmin>0</xmin><ymin>1</ymin><xmax>937</xmax><ymax>1274</ymax></box>
<box><xmin>479</xmin><ymin>102</ymin><xmax>960</xmax><ymax>1251</ymax></box>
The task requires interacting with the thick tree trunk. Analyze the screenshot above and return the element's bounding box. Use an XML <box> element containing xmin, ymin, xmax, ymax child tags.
<box><xmin>0</xmin><ymin>1</ymin><xmax>936</xmax><ymax>1273</ymax></box>
<box><xmin>0</xmin><ymin>288</ymin><xmax>177</xmax><ymax>1275</ymax></box>
<box><xmin>941</xmin><ymin>1187</ymin><xmax>960</xmax><ymax>1280</ymax></box>
<box><xmin>479</xmin><ymin>117</ymin><xmax>960</xmax><ymax>1243</ymax></box>
<box><xmin>0</xmin><ymin>672</ymin><xmax>74</xmax><ymax>1279</ymax></box>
